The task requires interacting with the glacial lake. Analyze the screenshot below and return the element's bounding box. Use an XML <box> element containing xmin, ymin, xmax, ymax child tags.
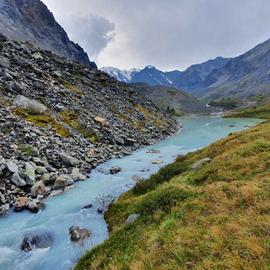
<box><xmin>0</xmin><ymin>116</ymin><xmax>261</xmax><ymax>270</ymax></box>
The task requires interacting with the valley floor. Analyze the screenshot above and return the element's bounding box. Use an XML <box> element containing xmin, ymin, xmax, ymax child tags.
<box><xmin>76</xmin><ymin>103</ymin><xmax>270</xmax><ymax>270</ymax></box>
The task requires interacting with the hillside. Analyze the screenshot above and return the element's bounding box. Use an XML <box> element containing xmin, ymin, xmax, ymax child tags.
<box><xmin>0</xmin><ymin>33</ymin><xmax>177</xmax><ymax>215</ymax></box>
<box><xmin>76</xmin><ymin>106</ymin><xmax>270</xmax><ymax>270</ymax></box>
<box><xmin>0</xmin><ymin>0</ymin><xmax>96</xmax><ymax>68</ymax></box>
<box><xmin>132</xmin><ymin>83</ymin><xmax>211</xmax><ymax>115</ymax></box>
<box><xmin>195</xmin><ymin>39</ymin><xmax>270</xmax><ymax>101</ymax></box>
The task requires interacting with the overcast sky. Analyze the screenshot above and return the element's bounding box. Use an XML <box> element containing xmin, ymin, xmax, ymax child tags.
<box><xmin>43</xmin><ymin>0</ymin><xmax>270</xmax><ymax>71</ymax></box>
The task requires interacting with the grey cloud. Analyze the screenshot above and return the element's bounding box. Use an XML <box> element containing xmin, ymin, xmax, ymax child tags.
<box><xmin>63</xmin><ymin>14</ymin><xmax>115</xmax><ymax>59</ymax></box>
<box><xmin>43</xmin><ymin>0</ymin><xmax>270</xmax><ymax>70</ymax></box>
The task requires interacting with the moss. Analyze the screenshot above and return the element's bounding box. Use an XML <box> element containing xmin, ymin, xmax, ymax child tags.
<box><xmin>60</xmin><ymin>79</ymin><xmax>84</xmax><ymax>95</ymax></box>
<box><xmin>14</xmin><ymin>108</ymin><xmax>70</xmax><ymax>137</ymax></box>
<box><xmin>60</xmin><ymin>110</ymin><xmax>98</xmax><ymax>143</ymax></box>
<box><xmin>18</xmin><ymin>144</ymin><xmax>36</xmax><ymax>157</ymax></box>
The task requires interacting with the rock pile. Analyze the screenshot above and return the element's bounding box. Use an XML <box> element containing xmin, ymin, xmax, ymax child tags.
<box><xmin>0</xmin><ymin>33</ymin><xmax>177</xmax><ymax>215</ymax></box>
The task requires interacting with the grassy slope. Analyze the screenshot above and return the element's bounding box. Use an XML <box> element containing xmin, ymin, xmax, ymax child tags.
<box><xmin>76</xmin><ymin>104</ymin><xmax>270</xmax><ymax>270</ymax></box>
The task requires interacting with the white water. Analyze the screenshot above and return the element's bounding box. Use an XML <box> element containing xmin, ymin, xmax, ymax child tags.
<box><xmin>0</xmin><ymin>116</ymin><xmax>261</xmax><ymax>270</ymax></box>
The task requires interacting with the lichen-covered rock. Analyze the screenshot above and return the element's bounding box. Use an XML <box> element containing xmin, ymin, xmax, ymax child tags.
<box><xmin>14</xmin><ymin>95</ymin><xmax>47</xmax><ymax>114</ymax></box>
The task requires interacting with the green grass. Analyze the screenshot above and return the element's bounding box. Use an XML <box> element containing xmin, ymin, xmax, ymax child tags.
<box><xmin>76</xmin><ymin>103</ymin><xmax>270</xmax><ymax>270</ymax></box>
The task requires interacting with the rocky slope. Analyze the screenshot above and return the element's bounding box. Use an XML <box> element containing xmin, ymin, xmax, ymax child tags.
<box><xmin>193</xmin><ymin>39</ymin><xmax>270</xmax><ymax>101</ymax></box>
<box><xmin>132</xmin><ymin>83</ymin><xmax>212</xmax><ymax>115</ymax></box>
<box><xmin>0</xmin><ymin>0</ymin><xmax>96</xmax><ymax>69</ymax></box>
<box><xmin>0</xmin><ymin>34</ymin><xmax>177</xmax><ymax>215</ymax></box>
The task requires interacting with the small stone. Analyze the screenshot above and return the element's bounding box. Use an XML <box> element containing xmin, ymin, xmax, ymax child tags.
<box><xmin>94</xmin><ymin>116</ymin><xmax>107</xmax><ymax>126</ymax></box>
<box><xmin>126</xmin><ymin>214</ymin><xmax>140</xmax><ymax>224</ymax></box>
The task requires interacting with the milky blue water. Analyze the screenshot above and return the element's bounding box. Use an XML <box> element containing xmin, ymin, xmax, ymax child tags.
<box><xmin>0</xmin><ymin>116</ymin><xmax>261</xmax><ymax>270</ymax></box>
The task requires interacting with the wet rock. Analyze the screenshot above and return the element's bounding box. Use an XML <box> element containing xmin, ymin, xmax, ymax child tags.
<box><xmin>21</xmin><ymin>232</ymin><xmax>54</xmax><ymax>252</ymax></box>
<box><xmin>27</xmin><ymin>200</ymin><xmax>39</xmax><ymax>213</ymax></box>
<box><xmin>69</xmin><ymin>226</ymin><xmax>91</xmax><ymax>242</ymax></box>
<box><xmin>152</xmin><ymin>160</ymin><xmax>163</xmax><ymax>165</ymax></box>
<box><xmin>14</xmin><ymin>197</ymin><xmax>28</xmax><ymax>212</ymax></box>
<box><xmin>110</xmin><ymin>166</ymin><xmax>121</xmax><ymax>174</ymax></box>
<box><xmin>146</xmin><ymin>149</ymin><xmax>160</xmax><ymax>154</ymax></box>
<box><xmin>126</xmin><ymin>214</ymin><xmax>140</xmax><ymax>224</ymax></box>
<box><xmin>191</xmin><ymin>158</ymin><xmax>212</xmax><ymax>170</ymax></box>
<box><xmin>82</xmin><ymin>204</ymin><xmax>93</xmax><ymax>209</ymax></box>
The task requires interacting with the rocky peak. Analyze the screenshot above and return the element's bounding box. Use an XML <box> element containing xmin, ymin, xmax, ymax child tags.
<box><xmin>0</xmin><ymin>0</ymin><xmax>96</xmax><ymax>69</ymax></box>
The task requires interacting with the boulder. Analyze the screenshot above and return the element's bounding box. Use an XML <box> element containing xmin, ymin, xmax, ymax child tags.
<box><xmin>191</xmin><ymin>158</ymin><xmax>212</xmax><ymax>170</ymax></box>
<box><xmin>14</xmin><ymin>197</ymin><xmax>28</xmax><ymax>212</ymax></box>
<box><xmin>110</xmin><ymin>166</ymin><xmax>121</xmax><ymax>174</ymax></box>
<box><xmin>21</xmin><ymin>232</ymin><xmax>54</xmax><ymax>252</ymax></box>
<box><xmin>11</xmin><ymin>172</ymin><xmax>26</xmax><ymax>187</ymax></box>
<box><xmin>71</xmin><ymin>168</ymin><xmax>87</xmax><ymax>181</ymax></box>
<box><xmin>94</xmin><ymin>116</ymin><xmax>107</xmax><ymax>126</ymax></box>
<box><xmin>126</xmin><ymin>214</ymin><xmax>140</xmax><ymax>224</ymax></box>
<box><xmin>69</xmin><ymin>226</ymin><xmax>91</xmax><ymax>242</ymax></box>
<box><xmin>31</xmin><ymin>181</ymin><xmax>45</xmax><ymax>197</ymax></box>
<box><xmin>35</xmin><ymin>166</ymin><xmax>48</xmax><ymax>174</ymax></box>
<box><xmin>53</xmin><ymin>174</ymin><xmax>74</xmax><ymax>190</ymax></box>
<box><xmin>27</xmin><ymin>200</ymin><xmax>39</xmax><ymax>213</ymax></box>
<box><xmin>14</xmin><ymin>95</ymin><xmax>47</xmax><ymax>114</ymax></box>
<box><xmin>24</xmin><ymin>162</ymin><xmax>36</xmax><ymax>185</ymax></box>
<box><xmin>6</xmin><ymin>160</ymin><xmax>18</xmax><ymax>174</ymax></box>
<box><xmin>58</xmin><ymin>153</ymin><xmax>80</xmax><ymax>167</ymax></box>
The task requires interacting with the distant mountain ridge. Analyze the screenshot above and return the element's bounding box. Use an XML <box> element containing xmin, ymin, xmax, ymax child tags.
<box><xmin>102</xmin><ymin>57</ymin><xmax>230</xmax><ymax>92</ymax></box>
<box><xmin>0</xmin><ymin>0</ymin><xmax>96</xmax><ymax>69</ymax></box>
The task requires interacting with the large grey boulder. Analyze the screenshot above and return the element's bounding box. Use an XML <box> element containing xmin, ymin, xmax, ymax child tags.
<box><xmin>21</xmin><ymin>232</ymin><xmax>54</xmax><ymax>252</ymax></box>
<box><xmin>58</xmin><ymin>153</ymin><xmax>80</xmax><ymax>167</ymax></box>
<box><xmin>11</xmin><ymin>172</ymin><xmax>26</xmax><ymax>187</ymax></box>
<box><xmin>191</xmin><ymin>158</ymin><xmax>212</xmax><ymax>170</ymax></box>
<box><xmin>69</xmin><ymin>226</ymin><xmax>91</xmax><ymax>242</ymax></box>
<box><xmin>14</xmin><ymin>95</ymin><xmax>47</xmax><ymax>114</ymax></box>
<box><xmin>53</xmin><ymin>175</ymin><xmax>74</xmax><ymax>190</ymax></box>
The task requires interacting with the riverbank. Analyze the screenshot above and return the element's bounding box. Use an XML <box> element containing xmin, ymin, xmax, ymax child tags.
<box><xmin>0</xmin><ymin>116</ymin><xmax>259</xmax><ymax>270</ymax></box>
<box><xmin>76</xmin><ymin>111</ymin><xmax>269</xmax><ymax>270</ymax></box>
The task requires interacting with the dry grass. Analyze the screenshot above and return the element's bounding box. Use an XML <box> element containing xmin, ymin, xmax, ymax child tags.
<box><xmin>76</xmin><ymin>106</ymin><xmax>270</xmax><ymax>270</ymax></box>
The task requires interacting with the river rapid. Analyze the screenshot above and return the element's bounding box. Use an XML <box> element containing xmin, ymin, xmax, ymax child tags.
<box><xmin>0</xmin><ymin>116</ymin><xmax>261</xmax><ymax>270</ymax></box>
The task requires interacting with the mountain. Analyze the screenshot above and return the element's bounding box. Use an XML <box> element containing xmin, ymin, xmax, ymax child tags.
<box><xmin>0</xmin><ymin>0</ymin><xmax>96</xmax><ymax>69</ymax></box>
<box><xmin>0</xmin><ymin>33</ymin><xmax>177</xmax><ymax>214</ymax></box>
<box><xmin>132</xmin><ymin>83</ymin><xmax>211</xmax><ymax>115</ymax></box>
<box><xmin>102</xmin><ymin>57</ymin><xmax>230</xmax><ymax>92</ymax></box>
<box><xmin>173</xmin><ymin>57</ymin><xmax>231</xmax><ymax>91</ymax></box>
<box><xmin>192</xmin><ymin>39</ymin><xmax>270</xmax><ymax>101</ymax></box>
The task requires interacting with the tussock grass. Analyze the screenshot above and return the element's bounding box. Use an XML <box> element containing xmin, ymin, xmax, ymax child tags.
<box><xmin>76</xmin><ymin>104</ymin><xmax>270</xmax><ymax>270</ymax></box>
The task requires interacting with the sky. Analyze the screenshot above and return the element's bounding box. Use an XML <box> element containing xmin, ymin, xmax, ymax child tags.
<box><xmin>43</xmin><ymin>0</ymin><xmax>270</xmax><ymax>71</ymax></box>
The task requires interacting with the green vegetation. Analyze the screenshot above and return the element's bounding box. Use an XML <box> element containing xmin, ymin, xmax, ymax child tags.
<box><xmin>76</xmin><ymin>104</ymin><xmax>270</xmax><ymax>270</ymax></box>
<box><xmin>59</xmin><ymin>79</ymin><xmax>84</xmax><ymax>95</ymax></box>
<box><xmin>60</xmin><ymin>110</ymin><xmax>98</xmax><ymax>142</ymax></box>
<box><xmin>227</xmin><ymin>102</ymin><xmax>270</xmax><ymax>119</ymax></box>
<box><xmin>14</xmin><ymin>108</ymin><xmax>71</xmax><ymax>137</ymax></box>
<box><xmin>209</xmin><ymin>98</ymin><xmax>239</xmax><ymax>110</ymax></box>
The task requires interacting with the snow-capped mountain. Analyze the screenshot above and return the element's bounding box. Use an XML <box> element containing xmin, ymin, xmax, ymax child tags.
<box><xmin>101</xmin><ymin>57</ymin><xmax>230</xmax><ymax>93</ymax></box>
<box><xmin>100</xmin><ymin>67</ymin><xmax>141</xmax><ymax>83</ymax></box>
